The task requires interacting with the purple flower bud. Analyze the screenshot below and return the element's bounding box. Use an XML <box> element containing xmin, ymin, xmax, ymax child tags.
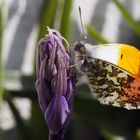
<box><xmin>35</xmin><ymin>27</ymin><xmax>76</xmax><ymax>140</ymax></box>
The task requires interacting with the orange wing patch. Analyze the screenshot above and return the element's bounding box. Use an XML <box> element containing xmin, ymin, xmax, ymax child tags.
<box><xmin>121</xmin><ymin>78</ymin><xmax>140</xmax><ymax>103</ymax></box>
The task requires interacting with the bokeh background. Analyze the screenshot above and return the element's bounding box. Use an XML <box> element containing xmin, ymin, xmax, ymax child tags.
<box><xmin>1</xmin><ymin>0</ymin><xmax>140</xmax><ymax>140</ymax></box>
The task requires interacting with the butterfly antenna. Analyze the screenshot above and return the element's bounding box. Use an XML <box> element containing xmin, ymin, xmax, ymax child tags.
<box><xmin>79</xmin><ymin>6</ymin><xmax>87</xmax><ymax>41</ymax></box>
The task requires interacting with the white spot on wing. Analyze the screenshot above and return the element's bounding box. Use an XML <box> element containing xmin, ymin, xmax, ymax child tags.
<box><xmin>85</xmin><ymin>43</ymin><xmax>119</xmax><ymax>65</ymax></box>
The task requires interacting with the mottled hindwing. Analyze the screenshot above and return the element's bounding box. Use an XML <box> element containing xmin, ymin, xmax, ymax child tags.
<box><xmin>86</xmin><ymin>58</ymin><xmax>140</xmax><ymax>109</ymax></box>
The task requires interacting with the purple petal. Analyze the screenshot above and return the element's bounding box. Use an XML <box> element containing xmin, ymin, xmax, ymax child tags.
<box><xmin>45</xmin><ymin>96</ymin><xmax>70</xmax><ymax>135</ymax></box>
<box><xmin>35</xmin><ymin>28</ymin><xmax>76</xmax><ymax>140</ymax></box>
<box><xmin>35</xmin><ymin>79</ymin><xmax>50</xmax><ymax>113</ymax></box>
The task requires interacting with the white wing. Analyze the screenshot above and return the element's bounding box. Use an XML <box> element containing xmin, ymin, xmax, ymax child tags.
<box><xmin>85</xmin><ymin>43</ymin><xmax>119</xmax><ymax>65</ymax></box>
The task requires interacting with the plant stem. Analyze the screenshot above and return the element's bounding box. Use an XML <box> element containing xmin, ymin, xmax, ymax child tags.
<box><xmin>86</xmin><ymin>25</ymin><xmax>109</xmax><ymax>44</ymax></box>
<box><xmin>49</xmin><ymin>133</ymin><xmax>63</xmax><ymax>140</ymax></box>
<box><xmin>0</xmin><ymin>0</ymin><xmax>4</xmax><ymax>105</ymax></box>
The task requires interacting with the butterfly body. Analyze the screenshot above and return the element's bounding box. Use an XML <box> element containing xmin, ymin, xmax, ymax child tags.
<box><xmin>74</xmin><ymin>42</ymin><xmax>140</xmax><ymax>109</ymax></box>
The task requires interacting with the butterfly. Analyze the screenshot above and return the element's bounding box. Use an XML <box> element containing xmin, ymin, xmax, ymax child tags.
<box><xmin>74</xmin><ymin>42</ymin><xmax>140</xmax><ymax>109</ymax></box>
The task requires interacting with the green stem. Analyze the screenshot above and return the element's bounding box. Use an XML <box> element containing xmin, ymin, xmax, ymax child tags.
<box><xmin>37</xmin><ymin>0</ymin><xmax>58</xmax><ymax>40</ymax></box>
<box><xmin>6</xmin><ymin>98</ymin><xmax>31</xmax><ymax>140</ymax></box>
<box><xmin>60</xmin><ymin>0</ymin><xmax>73</xmax><ymax>42</ymax></box>
<box><xmin>0</xmin><ymin>0</ymin><xmax>4</xmax><ymax>104</ymax></box>
<box><xmin>49</xmin><ymin>133</ymin><xmax>63</xmax><ymax>140</ymax></box>
<box><xmin>86</xmin><ymin>25</ymin><xmax>109</xmax><ymax>44</ymax></box>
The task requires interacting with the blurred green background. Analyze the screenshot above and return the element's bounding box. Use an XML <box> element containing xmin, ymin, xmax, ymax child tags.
<box><xmin>1</xmin><ymin>0</ymin><xmax>140</xmax><ymax>140</ymax></box>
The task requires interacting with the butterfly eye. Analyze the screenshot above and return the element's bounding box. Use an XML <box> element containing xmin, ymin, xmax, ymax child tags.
<box><xmin>80</xmin><ymin>46</ymin><xmax>86</xmax><ymax>53</ymax></box>
<box><xmin>74</xmin><ymin>42</ymin><xmax>83</xmax><ymax>50</ymax></box>
<box><xmin>74</xmin><ymin>41</ymin><xmax>86</xmax><ymax>54</ymax></box>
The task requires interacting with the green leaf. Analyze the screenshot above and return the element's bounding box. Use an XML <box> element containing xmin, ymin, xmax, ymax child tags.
<box><xmin>74</xmin><ymin>95</ymin><xmax>139</xmax><ymax>139</ymax></box>
<box><xmin>60</xmin><ymin>0</ymin><xmax>73</xmax><ymax>41</ymax></box>
<box><xmin>101</xmin><ymin>129</ymin><xmax>125</xmax><ymax>140</ymax></box>
<box><xmin>0</xmin><ymin>0</ymin><xmax>5</xmax><ymax>106</ymax></box>
<box><xmin>0</xmin><ymin>3</ymin><xmax>3</xmax><ymax>103</ymax></box>
<box><xmin>0</xmin><ymin>129</ymin><xmax>3</xmax><ymax>140</ymax></box>
<box><xmin>112</xmin><ymin>0</ymin><xmax>140</xmax><ymax>36</ymax></box>
<box><xmin>86</xmin><ymin>25</ymin><xmax>109</xmax><ymax>44</ymax></box>
<box><xmin>6</xmin><ymin>98</ymin><xmax>31</xmax><ymax>140</ymax></box>
<box><xmin>37</xmin><ymin>0</ymin><xmax>58</xmax><ymax>40</ymax></box>
<box><xmin>29</xmin><ymin>101</ymin><xmax>49</xmax><ymax>140</ymax></box>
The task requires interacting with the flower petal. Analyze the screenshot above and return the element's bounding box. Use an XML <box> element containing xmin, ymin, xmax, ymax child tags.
<box><xmin>45</xmin><ymin>96</ymin><xmax>70</xmax><ymax>135</ymax></box>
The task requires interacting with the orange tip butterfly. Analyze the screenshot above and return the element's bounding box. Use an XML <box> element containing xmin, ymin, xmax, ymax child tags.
<box><xmin>74</xmin><ymin>7</ymin><xmax>140</xmax><ymax>109</ymax></box>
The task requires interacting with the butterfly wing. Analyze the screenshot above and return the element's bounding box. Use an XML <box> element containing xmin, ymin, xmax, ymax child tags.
<box><xmin>74</xmin><ymin>42</ymin><xmax>140</xmax><ymax>109</ymax></box>
<box><xmin>85</xmin><ymin>43</ymin><xmax>140</xmax><ymax>77</ymax></box>
<box><xmin>86</xmin><ymin>58</ymin><xmax>140</xmax><ymax>109</ymax></box>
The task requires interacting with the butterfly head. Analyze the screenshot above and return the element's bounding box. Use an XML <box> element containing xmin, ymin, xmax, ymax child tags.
<box><xmin>72</xmin><ymin>41</ymin><xmax>89</xmax><ymax>74</ymax></box>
